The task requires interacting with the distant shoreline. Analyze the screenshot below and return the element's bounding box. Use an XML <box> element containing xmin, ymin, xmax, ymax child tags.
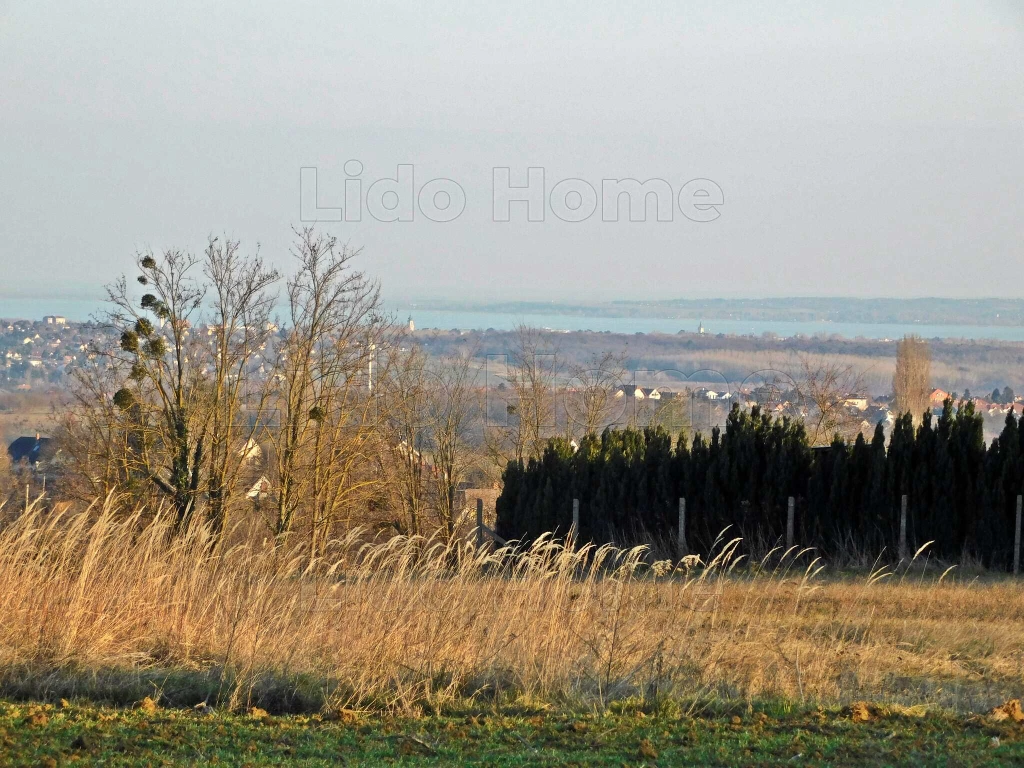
<box><xmin>395</xmin><ymin>297</ymin><xmax>1024</xmax><ymax>328</ymax></box>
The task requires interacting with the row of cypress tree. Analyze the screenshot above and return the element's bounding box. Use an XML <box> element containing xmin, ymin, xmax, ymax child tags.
<box><xmin>495</xmin><ymin>400</ymin><xmax>1024</xmax><ymax>567</ymax></box>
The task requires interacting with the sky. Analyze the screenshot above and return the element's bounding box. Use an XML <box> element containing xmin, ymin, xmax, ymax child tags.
<box><xmin>1</xmin><ymin>1</ymin><xmax>1023</xmax><ymax>309</ymax></box>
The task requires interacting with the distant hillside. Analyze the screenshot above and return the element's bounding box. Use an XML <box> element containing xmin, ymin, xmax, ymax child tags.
<box><xmin>403</xmin><ymin>297</ymin><xmax>1024</xmax><ymax>327</ymax></box>
<box><xmin>626</xmin><ymin>298</ymin><xmax>1024</xmax><ymax>326</ymax></box>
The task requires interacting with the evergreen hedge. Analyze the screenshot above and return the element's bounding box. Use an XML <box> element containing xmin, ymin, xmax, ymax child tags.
<box><xmin>495</xmin><ymin>400</ymin><xmax>1024</xmax><ymax>567</ymax></box>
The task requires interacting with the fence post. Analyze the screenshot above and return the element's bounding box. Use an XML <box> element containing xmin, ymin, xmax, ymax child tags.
<box><xmin>678</xmin><ymin>498</ymin><xmax>688</xmax><ymax>556</ymax></box>
<box><xmin>571</xmin><ymin>498</ymin><xmax>580</xmax><ymax>547</ymax></box>
<box><xmin>786</xmin><ymin>497</ymin><xmax>795</xmax><ymax>549</ymax></box>
<box><xmin>899</xmin><ymin>494</ymin><xmax>908</xmax><ymax>561</ymax></box>
<box><xmin>476</xmin><ymin>497</ymin><xmax>484</xmax><ymax>549</ymax></box>
<box><xmin>1015</xmin><ymin>495</ymin><xmax>1022</xmax><ymax>576</ymax></box>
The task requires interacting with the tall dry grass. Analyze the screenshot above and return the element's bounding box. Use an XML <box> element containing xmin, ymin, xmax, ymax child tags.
<box><xmin>1</xmin><ymin>496</ymin><xmax>1022</xmax><ymax>715</ymax></box>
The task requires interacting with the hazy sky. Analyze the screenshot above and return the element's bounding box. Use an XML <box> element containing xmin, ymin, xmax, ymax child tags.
<box><xmin>2</xmin><ymin>1</ymin><xmax>1022</xmax><ymax>306</ymax></box>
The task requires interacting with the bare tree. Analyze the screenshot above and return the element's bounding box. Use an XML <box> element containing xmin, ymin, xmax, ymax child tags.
<box><xmin>648</xmin><ymin>390</ymin><xmax>693</xmax><ymax>437</ymax></box>
<box><xmin>303</xmin><ymin>322</ymin><xmax>392</xmax><ymax>557</ymax></box>
<box><xmin>57</xmin><ymin>365</ymin><xmax>139</xmax><ymax>505</ymax></box>
<box><xmin>793</xmin><ymin>356</ymin><xmax>868</xmax><ymax>446</ymax></box>
<box><xmin>564</xmin><ymin>350</ymin><xmax>627</xmax><ymax>438</ymax></box>
<box><xmin>373</xmin><ymin>343</ymin><xmax>488</xmax><ymax>538</ymax></box>
<box><xmin>105</xmin><ymin>248</ymin><xmax>211</xmax><ymax>532</ymax></box>
<box><xmin>893</xmin><ymin>335</ymin><xmax>931</xmax><ymax>422</ymax></box>
<box><xmin>86</xmin><ymin>239</ymin><xmax>281</xmax><ymax>538</ymax></box>
<box><xmin>427</xmin><ymin>350</ymin><xmax>483</xmax><ymax>537</ymax></box>
<box><xmin>375</xmin><ymin>345</ymin><xmax>431</xmax><ymax>536</ymax></box>
<box><xmin>269</xmin><ymin>227</ymin><xmax>388</xmax><ymax>542</ymax></box>
<box><xmin>59</xmin><ymin>228</ymin><xmax>394</xmax><ymax>548</ymax></box>
<box><xmin>486</xmin><ymin>325</ymin><xmax>561</xmax><ymax>468</ymax></box>
<box><xmin>203</xmin><ymin>237</ymin><xmax>279</xmax><ymax>536</ymax></box>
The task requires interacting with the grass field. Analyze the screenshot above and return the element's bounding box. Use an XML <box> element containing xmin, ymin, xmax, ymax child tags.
<box><xmin>3</xmin><ymin>498</ymin><xmax>1024</xmax><ymax>763</ymax></box>
<box><xmin>3</xmin><ymin>698</ymin><xmax>1024</xmax><ymax>766</ymax></box>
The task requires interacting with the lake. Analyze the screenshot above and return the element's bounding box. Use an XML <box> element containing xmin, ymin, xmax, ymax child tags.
<box><xmin>3</xmin><ymin>297</ymin><xmax>1024</xmax><ymax>342</ymax></box>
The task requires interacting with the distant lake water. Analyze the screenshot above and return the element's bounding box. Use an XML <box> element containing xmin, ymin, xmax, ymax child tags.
<box><xmin>3</xmin><ymin>297</ymin><xmax>1024</xmax><ymax>342</ymax></box>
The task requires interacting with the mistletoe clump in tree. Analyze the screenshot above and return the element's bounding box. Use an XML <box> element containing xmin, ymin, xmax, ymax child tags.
<box><xmin>105</xmin><ymin>241</ymin><xmax>278</xmax><ymax>535</ymax></box>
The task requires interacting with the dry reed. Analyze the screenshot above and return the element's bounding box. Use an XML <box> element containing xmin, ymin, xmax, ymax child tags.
<box><xmin>1</xmin><ymin>496</ymin><xmax>1022</xmax><ymax>715</ymax></box>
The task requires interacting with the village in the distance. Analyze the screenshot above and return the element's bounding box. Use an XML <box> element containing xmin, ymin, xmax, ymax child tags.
<box><xmin>5</xmin><ymin>310</ymin><xmax>1023</xmax><ymax>480</ymax></box>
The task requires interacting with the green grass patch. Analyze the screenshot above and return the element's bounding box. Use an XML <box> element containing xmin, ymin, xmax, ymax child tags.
<box><xmin>2</xmin><ymin>698</ymin><xmax>1023</xmax><ymax>766</ymax></box>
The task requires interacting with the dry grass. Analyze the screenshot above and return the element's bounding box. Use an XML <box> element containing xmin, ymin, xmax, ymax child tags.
<box><xmin>1</xmin><ymin>497</ymin><xmax>1022</xmax><ymax>716</ymax></box>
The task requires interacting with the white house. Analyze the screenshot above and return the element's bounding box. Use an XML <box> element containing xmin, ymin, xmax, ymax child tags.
<box><xmin>246</xmin><ymin>476</ymin><xmax>273</xmax><ymax>501</ymax></box>
<box><xmin>614</xmin><ymin>385</ymin><xmax>645</xmax><ymax>400</ymax></box>
<box><xmin>237</xmin><ymin>438</ymin><xmax>263</xmax><ymax>463</ymax></box>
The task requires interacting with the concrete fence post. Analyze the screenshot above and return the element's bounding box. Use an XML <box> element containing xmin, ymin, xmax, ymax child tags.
<box><xmin>476</xmin><ymin>497</ymin><xmax>484</xmax><ymax>550</ymax></box>
<box><xmin>786</xmin><ymin>497</ymin><xmax>795</xmax><ymax>550</ymax></box>
<box><xmin>678</xmin><ymin>498</ymin><xmax>688</xmax><ymax>556</ymax></box>
<box><xmin>572</xmin><ymin>498</ymin><xmax>580</xmax><ymax>547</ymax></box>
<box><xmin>1015</xmin><ymin>495</ymin><xmax>1022</xmax><ymax>576</ymax></box>
<box><xmin>899</xmin><ymin>494</ymin><xmax>908</xmax><ymax>561</ymax></box>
